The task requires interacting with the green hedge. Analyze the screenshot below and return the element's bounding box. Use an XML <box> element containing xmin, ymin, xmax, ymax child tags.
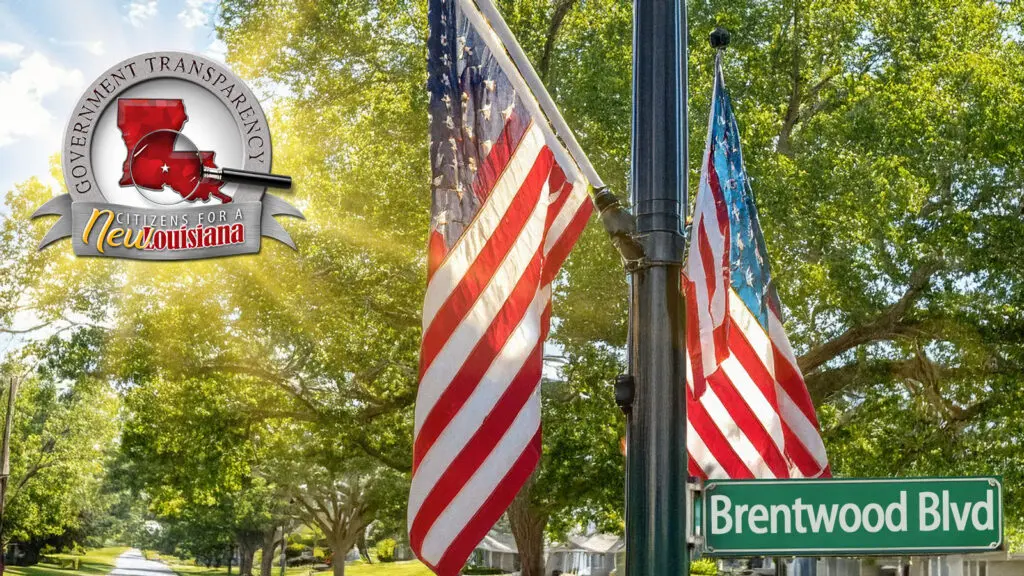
<box><xmin>375</xmin><ymin>539</ymin><xmax>396</xmax><ymax>563</ymax></box>
<box><xmin>690</xmin><ymin>558</ymin><xmax>718</xmax><ymax>575</ymax></box>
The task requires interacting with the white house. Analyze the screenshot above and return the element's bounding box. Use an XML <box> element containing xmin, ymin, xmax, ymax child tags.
<box><xmin>545</xmin><ymin>534</ymin><xmax>624</xmax><ymax>576</ymax></box>
<box><xmin>468</xmin><ymin>530</ymin><xmax>520</xmax><ymax>573</ymax></box>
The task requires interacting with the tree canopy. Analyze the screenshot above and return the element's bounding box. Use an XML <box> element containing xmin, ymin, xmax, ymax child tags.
<box><xmin>0</xmin><ymin>0</ymin><xmax>1023</xmax><ymax>569</ymax></box>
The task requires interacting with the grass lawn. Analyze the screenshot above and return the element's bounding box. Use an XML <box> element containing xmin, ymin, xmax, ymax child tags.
<box><xmin>345</xmin><ymin>561</ymin><xmax>435</xmax><ymax>576</ymax></box>
<box><xmin>151</xmin><ymin>555</ymin><xmax>317</xmax><ymax>576</ymax></box>
<box><xmin>154</xmin><ymin>556</ymin><xmax>435</xmax><ymax>576</ymax></box>
<box><xmin>6</xmin><ymin>547</ymin><xmax>130</xmax><ymax>576</ymax></box>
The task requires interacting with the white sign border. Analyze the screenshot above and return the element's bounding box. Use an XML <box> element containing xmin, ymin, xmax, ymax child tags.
<box><xmin>701</xmin><ymin>476</ymin><xmax>1004</xmax><ymax>556</ymax></box>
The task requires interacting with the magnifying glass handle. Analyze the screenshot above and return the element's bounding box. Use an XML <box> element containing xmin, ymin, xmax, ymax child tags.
<box><xmin>205</xmin><ymin>167</ymin><xmax>292</xmax><ymax>189</ymax></box>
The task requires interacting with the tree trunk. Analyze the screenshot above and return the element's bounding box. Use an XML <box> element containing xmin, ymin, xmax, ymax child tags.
<box><xmin>238</xmin><ymin>541</ymin><xmax>258</xmax><ymax>576</ymax></box>
<box><xmin>508</xmin><ymin>481</ymin><xmax>548</xmax><ymax>576</ymax></box>
<box><xmin>326</xmin><ymin>531</ymin><xmax>363</xmax><ymax>576</ymax></box>
<box><xmin>259</xmin><ymin>528</ymin><xmax>279</xmax><ymax>576</ymax></box>
<box><xmin>357</xmin><ymin>531</ymin><xmax>371</xmax><ymax>564</ymax></box>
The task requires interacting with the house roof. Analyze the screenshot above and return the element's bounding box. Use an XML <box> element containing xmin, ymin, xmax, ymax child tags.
<box><xmin>549</xmin><ymin>534</ymin><xmax>624</xmax><ymax>555</ymax></box>
<box><xmin>474</xmin><ymin>529</ymin><xmax>518</xmax><ymax>554</ymax></box>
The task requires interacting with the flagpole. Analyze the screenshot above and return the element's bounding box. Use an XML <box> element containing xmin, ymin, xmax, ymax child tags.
<box><xmin>471</xmin><ymin>0</ymin><xmax>604</xmax><ymax>188</ymax></box>
<box><xmin>626</xmin><ymin>0</ymin><xmax>688</xmax><ymax>573</ymax></box>
<box><xmin>471</xmin><ymin>0</ymin><xmax>645</xmax><ymax>263</ymax></box>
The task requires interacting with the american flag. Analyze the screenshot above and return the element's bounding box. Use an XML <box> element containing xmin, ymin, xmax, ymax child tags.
<box><xmin>408</xmin><ymin>0</ymin><xmax>594</xmax><ymax>572</ymax></box>
<box><xmin>684</xmin><ymin>54</ymin><xmax>830</xmax><ymax>480</ymax></box>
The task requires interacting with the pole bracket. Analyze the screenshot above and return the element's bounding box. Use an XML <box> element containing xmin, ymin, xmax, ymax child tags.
<box><xmin>592</xmin><ymin>187</ymin><xmax>645</xmax><ymax>266</ymax></box>
<box><xmin>614</xmin><ymin>374</ymin><xmax>635</xmax><ymax>415</ymax></box>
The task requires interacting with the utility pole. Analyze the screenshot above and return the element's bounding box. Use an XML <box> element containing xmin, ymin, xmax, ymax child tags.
<box><xmin>625</xmin><ymin>0</ymin><xmax>688</xmax><ymax>570</ymax></box>
<box><xmin>0</xmin><ymin>377</ymin><xmax>20</xmax><ymax>576</ymax></box>
<box><xmin>279</xmin><ymin>528</ymin><xmax>287</xmax><ymax>576</ymax></box>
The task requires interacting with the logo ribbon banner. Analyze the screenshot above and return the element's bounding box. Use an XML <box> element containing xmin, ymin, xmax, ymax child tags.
<box><xmin>33</xmin><ymin>194</ymin><xmax>303</xmax><ymax>260</ymax></box>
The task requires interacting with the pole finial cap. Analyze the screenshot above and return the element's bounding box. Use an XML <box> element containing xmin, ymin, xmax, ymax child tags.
<box><xmin>710</xmin><ymin>27</ymin><xmax>731</xmax><ymax>49</ymax></box>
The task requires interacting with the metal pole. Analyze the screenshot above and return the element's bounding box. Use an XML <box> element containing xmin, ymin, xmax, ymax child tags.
<box><xmin>279</xmin><ymin>528</ymin><xmax>287</xmax><ymax>576</ymax></box>
<box><xmin>625</xmin><ymin>0</ymin><xmax>687</xmax><ymax>569</ymax></box>
<box><xmin>0</xmin><ymin>377</ymin><xmax>20</xmax><ymax>576</ymax></box>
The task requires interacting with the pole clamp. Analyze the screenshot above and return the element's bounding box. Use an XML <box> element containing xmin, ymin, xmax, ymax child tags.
<box><xmin>614</xmin><ymin>374</ymin><xmax>635</xmax><ymax>415</ymax></box>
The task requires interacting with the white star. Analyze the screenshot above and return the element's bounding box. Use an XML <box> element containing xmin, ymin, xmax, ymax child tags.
<box><xmin>745</xmin><ymin>268</ymin><xmax>755</xmax><ymax>287</ymax></box>
<box><xmin>754</xmin><ymin>249</ymin><xmax>764</xmax><ymax>266</ymax></box>
<box><xmin>161</xmin><ymin>164</ymin><xmax>169</xmax><ymax>173</ymax></box>
<box><xmin>479</xmin><ymin>104</ymin><xmax>492</xmax><ymax>120</ymax></box>
<box><xmin>484</xmin><ymin>79</ymin><xmax>496</xmax><ymax>92</ymax></box>
<box><xmin>501</xmin><ymin>101</ymin><xmax>515</xmax><ymax>121</ymax></box>
<box><xmin>482</xmin><ymin>139</ymin><xmax>493</xmax><ymax>154</ymax></box>
<box><xmin>735</xmin><ymin>234</ymin><xmax>745</xmax><ymax>251</ymax></box>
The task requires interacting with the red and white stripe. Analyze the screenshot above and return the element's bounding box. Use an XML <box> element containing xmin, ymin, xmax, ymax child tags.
<box><xmin>684</xmin><ymin>288</ymin><xmax>830</xmax><ymax>479</ymax></box>
<box><xmin>411</xmin><ymin>113</ymin><xmax>591</xmax><ymax>576</ymax></box>
<box><xmin>683</xmin><ymin>74</ymin><xmax>829</xmax><ymax>481</ymax></box>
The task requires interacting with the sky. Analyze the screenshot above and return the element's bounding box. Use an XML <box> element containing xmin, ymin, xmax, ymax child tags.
<box><xmin>0</xmin><ymin>0</ymin><xmax>226</xmax><ymax>200</ymax></box>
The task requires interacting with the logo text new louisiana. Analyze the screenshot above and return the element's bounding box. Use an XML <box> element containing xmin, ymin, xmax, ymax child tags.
<box><xmin>82</xmin><ymin>208</ymin><xmax>245</xmax><ymax>254</ymax></box>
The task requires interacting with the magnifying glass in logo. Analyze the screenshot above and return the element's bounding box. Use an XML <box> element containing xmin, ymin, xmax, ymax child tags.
<box><xmin>129</xmin><ymin>129</ymin><xmax>292</xmax><ymax>204</ymax></box>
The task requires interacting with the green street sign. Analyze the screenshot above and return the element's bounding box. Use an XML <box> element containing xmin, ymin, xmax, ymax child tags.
<box><xmin>701</xmin><ymin>477</ymin><xmax>1003</xmax><ymax>556</ymax></box>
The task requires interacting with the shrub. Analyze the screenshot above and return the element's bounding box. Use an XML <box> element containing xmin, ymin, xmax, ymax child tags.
<box><xmin>690</xmin><ymin>558</ymin><xmax>718</xmax><ymax>575</ymax></box>
<box><xmin>375</xmin><ymin>539</ymin><xmax>396</xmax><ymax>563</ymax></box>
<box><xmin>461</xmin><ymin>568</ymin><xmax>507</xmax><ymax>575</ymax></box>
<box><xmin>285</xmin><ymin>543</ymin><xmax>306</xmax><ymax>559</ymax></box>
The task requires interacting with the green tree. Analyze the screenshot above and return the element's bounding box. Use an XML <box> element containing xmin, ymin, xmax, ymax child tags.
<box><xmin>0</xmin><ymin>345</ymin><xmax>119</xmax><ymax>559</ymax></box>
<box><xmin>212</xmin><ymin>0</ymin><xmax>1024</xmax><ymax>560</ymax></box>
<box><xmin>3</xmin><ymin>0</ymin><xmax>1024</xmax><ymax>566</ymax></box>
<box><xmin>120</xmin><ymin>375</ymin><xmax>284</xmax><ymax>575</ymax></box>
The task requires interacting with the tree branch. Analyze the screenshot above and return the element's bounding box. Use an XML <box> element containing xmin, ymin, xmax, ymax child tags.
<box><xmin>538</xmin><ymin>0</ymin><xmax>576</xmax><ymax>80</ymax></box>
<box><xmin>776</xmin><ymin>0</ymin><xmax>802</xmax><ymax>156</ymax></box>
<box><xmin>798</xmin><ymin>258</ymin><xmax>943</xmax><ymax>375</ymax></box>
<box><xmin>349</xmin><ymin>434</ymin><xmax>410</xmax><ymax>473</ymax></box>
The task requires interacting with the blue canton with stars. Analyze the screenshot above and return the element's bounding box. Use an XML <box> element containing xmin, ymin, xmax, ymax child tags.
<box><xmin>708</xmin><ymin>60</ymin><xmax>783</xmax><ymax>329</ymax></box>
<box><xmin>427</xmin><ymin>0</ymin><xmax>529</xmax><ymax>250</ymax></box>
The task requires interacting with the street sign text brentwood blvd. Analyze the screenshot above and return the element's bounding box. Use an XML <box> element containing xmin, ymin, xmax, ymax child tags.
<box><xmin>702</xmin><ymin>477</ymin><xmax>1002</xmax><ymax>556</ymax></box>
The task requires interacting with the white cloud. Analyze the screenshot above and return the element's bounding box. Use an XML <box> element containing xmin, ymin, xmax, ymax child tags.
<box><xmin>204</xmin><ymin>38</ymin><xmax>227</xmax><ymax>62</ymax></box>
<box><xmin>0</xmin><ymin>52</ymin><xmax>84</xmax><ymax>148</ymax></box>
<box><xmin>81</xmin><ymin>40</ymin><xmax>106</xmax><ymax>56</ymax></box>
<box><xmin>179</xmin><ymin>0</ymin><xmax>215</xmax><ymax>29</ymax></box>
<box><xmin>49</xmin><ymin>38</ymin><xmax>105</xmax><ymax>56</ymax></box>
<box><xmin>127</xmin><ymin>1</ymin><xmax>158</xmax><ymax>27</ymax></box>
<box><xmin>0</xmin><ymin>41</ymin><xmax>24</xmax><ymax>59</ymax></box>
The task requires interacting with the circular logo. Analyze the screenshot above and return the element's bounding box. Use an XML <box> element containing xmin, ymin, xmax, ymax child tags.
<box><xmin>62</xmin><ymin>50</ymin><xmax>273</xmax><ymax>209</ymax></box>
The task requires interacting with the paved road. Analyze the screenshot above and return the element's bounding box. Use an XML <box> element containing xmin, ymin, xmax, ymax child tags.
<box><xmin>109</xmin><ymin>549</ymin><xmax>175</xmax><ymax>576</ymax></box>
